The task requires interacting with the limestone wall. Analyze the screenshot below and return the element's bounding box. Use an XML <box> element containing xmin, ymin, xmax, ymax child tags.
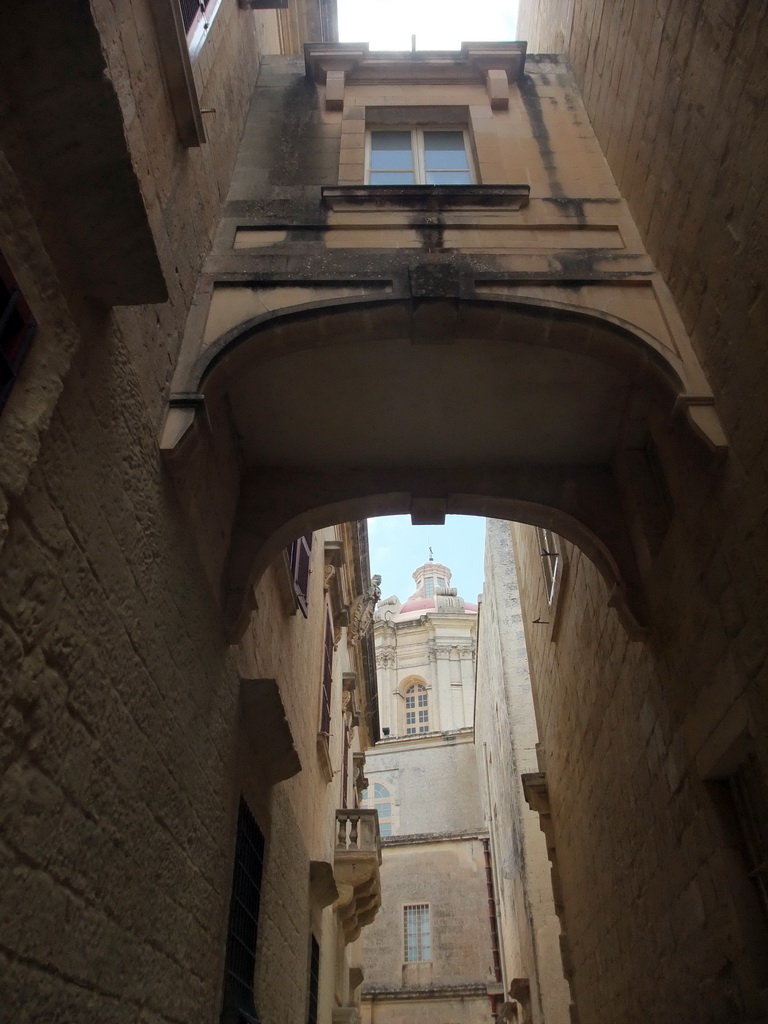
<box><xmin>493</xmin><ymin>3</ymin><xmax>768</xmax><ymax>1021</ymax></box>
<box><xmin>363</xmin><ymin>732</ymin><xmax>484</xmax><ymax>837</ymax></box>
<box><xmin>475</xmin><ymin>520</ymin><xmax>571</xmax><ymax>1024</ymax></box>
<box><xmin>0</xmin><ymin>7</ymin><xmax>367</xmax><ymax>1022</ymax></box>
<box><xmin>361</xmin><ymin>838</ymin><xmax>495</xmax><ymax>993</ymax></box>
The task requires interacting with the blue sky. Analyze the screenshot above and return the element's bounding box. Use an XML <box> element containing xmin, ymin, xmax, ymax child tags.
<box><xmin>367</xmin><ymin>515</ymin><xmax>487</xmax><ymax>605</ymax></box>
<box><xmin>337</xmin><ymin>0</ymin><xmax>518</xmax><ymax>50</ymax></box>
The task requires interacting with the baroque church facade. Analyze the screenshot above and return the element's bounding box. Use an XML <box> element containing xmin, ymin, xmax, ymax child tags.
<box><xmin>0</xmin><ymin>1</ymin><xmax>766</xmax><ymax>1023</ymax></box>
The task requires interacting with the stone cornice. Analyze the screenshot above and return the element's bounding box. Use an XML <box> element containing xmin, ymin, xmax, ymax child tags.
<box><xmin>305</xmin><ymin>41</ymin><xmax>527</xmax><ymax>85</ymax></box>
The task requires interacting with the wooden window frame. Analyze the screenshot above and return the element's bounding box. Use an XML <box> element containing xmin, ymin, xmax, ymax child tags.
<box><xmin>288</xmin><ymin>533</ymin><xmax>313</xmax><ymax>618</ymax></box>
<box><xmin>365</xmin><ymin>128</ymin><xmax>475</xmax><ymax>185</ymax></box>
<box><xmin>319</xmin><ymin>610</ymin><xmax>334</xmax><ymax>737</ymax></box>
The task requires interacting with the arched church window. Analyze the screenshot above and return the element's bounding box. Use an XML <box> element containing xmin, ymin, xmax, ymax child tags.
<box><xmin>405</xmin><ymin>683</ymin><xmax>429</xmax><ymax>734</ymax></box>
<box><xmin>362</xmin><ymin>782</ymin><xmax>394</xmax><ymax>837</ymax></box>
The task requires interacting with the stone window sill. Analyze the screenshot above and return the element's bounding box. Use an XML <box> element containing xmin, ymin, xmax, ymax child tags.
<box><xmin>321</xmin><ymin>184</ymin><xmax>530</xmax><ymax>213</ymax></box>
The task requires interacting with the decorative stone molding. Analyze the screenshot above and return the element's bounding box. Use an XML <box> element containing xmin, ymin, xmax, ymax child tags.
<box><xmin>375</xmin><ymin>649</ymin><xmax>396</xmax><ymax>669</ymax></box>
<box><xmin>334</xmin><ymin>809</ymin><xmax>382</xmax><ymax>943</ymax></box>
<box><xmin>322</xmin><ymin>185</ymin><xmax>531</xmax><ymax>213</ymax></box>
<box><xmin>240</xmin><ymin>678</ymin><xmax>301</xmax><ymax>785</ymax></box>
<box><xmin>353</xmin><ymin>751</ymin><xmax>368</xmax><ymax>802</ymax></box>
<box><xmin>325</xmin><ymin>540</ymin><xmax>346</xmax><ymax>622</ymax></box>
<box><xmin>305</xmin><ymin>41</ymin><xmax>528</xmax><ymax>87</ymax></box>
<box><xmin>487</xmin><ymin>67</ymin><xmax>510</xmax><ymax>109</ymax></box>
<box><xmin>342</xmin><ymin>673</ymin><xmax>361</xmax><ymax>730</ymax></box>
<box><xmin>348</xmin><ymin>576</ymin><xmax>381</xmax><ymax>646</ymax></box>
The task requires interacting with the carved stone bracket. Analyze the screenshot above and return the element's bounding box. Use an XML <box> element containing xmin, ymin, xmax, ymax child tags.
<box><xmin>348</xmin><ymin>576</ymin><xmax>381</xmax><ymax>646</ymax></box>
<box><xmin>310</xmin><ymin>859</ymin><xmax>339</xmax><ymax>909</ymax></box>
<box><xmin>353</xmin><ymin>751</ymin><xmax>368</xmax><ymax>802</ymax></box>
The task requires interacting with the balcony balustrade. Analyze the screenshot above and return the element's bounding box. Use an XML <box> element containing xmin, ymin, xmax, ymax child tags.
<box><xmin>334</xmin><ymin>809</ymin><xmax>382</xmax><ymax>943</ymax></box>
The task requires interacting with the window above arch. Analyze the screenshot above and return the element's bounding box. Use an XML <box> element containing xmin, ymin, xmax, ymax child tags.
<box><xmin>362</xmin><ymin>781</ymin><xmax>395</xmax><ymax>837</ymax></box>
<box><xmin>366</xmin><ymin>129</ymin><xmax>474</xmax><ymax>185</ymax></box>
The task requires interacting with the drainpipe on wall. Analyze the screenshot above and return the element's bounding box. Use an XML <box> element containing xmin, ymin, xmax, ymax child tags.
<box><xmin>483</xmin><ymin>741</ymin><xmax>508</xmax><ymax>1001</ymax></box>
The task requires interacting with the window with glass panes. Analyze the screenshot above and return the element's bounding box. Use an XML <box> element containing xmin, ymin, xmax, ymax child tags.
<box><xmin>403</xmin><ymin>904</ymin><xmax>431</xmax><ymax>962</ymax></box>
<box><xmin>361</xmin><ymin>782</ymin><xmax>394</xmax><ymax>837</ymax></box>
<box><xmin>404</xmin><ymin>683</ymin><xmax>429</xmax><ymax>734</ymax></box>
<box><xmin>367</xmin><ymin>130</ymin><xmax>473</xmax><ymax>185</ymax></box>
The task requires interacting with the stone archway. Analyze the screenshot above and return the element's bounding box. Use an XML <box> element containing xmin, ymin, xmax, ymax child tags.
<box><xmin>161</xmin><ymin>294</ymin><xmax>725</xmax><ymax>640</ymax></box>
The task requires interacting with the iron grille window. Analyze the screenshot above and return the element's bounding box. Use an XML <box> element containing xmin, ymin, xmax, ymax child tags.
<box><xmin>221</xmin><ymin>798</ymin><xmax>265</xmax><ymax>1024</ymax></box>
<box><xmin>0</xmin><ymin>253</ymin><xmax>36</xmax><ymax>415</ymax></box>
<box><xmin>403</xmin><ymin>904</ymin><xmax>431</xmax><ymax>962</ymax></box>
<box><xmin>179</xmin><ymin>0</ymin><xmax>214</xmax><ymax>34</ymax></box>
<box><xmin>288</xmin><ymin>534</ymin><xmax>313</xmax><ymax>617</ymax></box>
<box><xmin>307</xmin><ymin>935</ymin><xmax>320</xmax><ymax>1024</ymax></box>
<box><xmin>320</xmin><ymin>611</ymin><xmax>334</xmax><ymax>735</ymax></box>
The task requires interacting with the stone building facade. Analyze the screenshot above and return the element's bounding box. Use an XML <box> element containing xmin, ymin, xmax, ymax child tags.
<box><xmin>0</xmin><ymin>6</ymin><xmax>386</xmax><ymax>1024</ymax></box>
<box><xmin>361</xmin><ymin>563</ymin><xmax>499</xmax><ymax>1024</ymax></box>
<box><xmin>374</xmin><ymin>559</ymin><xmax>477</xmax><ymax>738</ymax></box>
<box><xmin>1</xmin><ymin>1</ymin><xmax>766</xmax><ymax>1022</ymax></box>
<box><xmin>475</xmin><ymin>520</ymin><xmax>571</xmax><ymax>1024</ymax></box>
<box><xmin>506</xmin><ymin>4</ymin><xmax>768</xmax><ymax>1024</ymax></box>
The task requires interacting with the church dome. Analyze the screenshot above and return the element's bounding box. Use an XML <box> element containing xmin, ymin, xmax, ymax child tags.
<box><xmin>383</xmin><ymin>559</ymin><xmax>477</xmax><ymax>621</ymax></box>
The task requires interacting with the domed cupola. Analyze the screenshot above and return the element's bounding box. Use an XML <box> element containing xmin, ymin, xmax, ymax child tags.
<box><xmin>395</xmin><ymin>557</ymin><xmax>477</xmax><ymax>619</ymax></box>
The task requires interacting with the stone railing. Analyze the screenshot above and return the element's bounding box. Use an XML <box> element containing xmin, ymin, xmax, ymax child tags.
<box><xmin>334</xmin><ymin>809</ymin><xmax>382</xmax><ymax>943</ymax></box>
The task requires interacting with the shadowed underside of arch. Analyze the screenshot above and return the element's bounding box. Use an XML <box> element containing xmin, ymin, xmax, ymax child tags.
<box><xmin>161</xmin><ymin>296</ymin><xmax>725</xmax><ymax>641</ymax></box>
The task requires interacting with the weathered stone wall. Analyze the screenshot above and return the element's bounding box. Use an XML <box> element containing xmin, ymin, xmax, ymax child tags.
<box><xmin>0</xmin><ymin>293</ymin><xmax>243</xmax><ymax>1023</ymax></box>
<box><xmin>475</xmin><ymin>520</ymin><xmax>570</xmax><ymax>1024</ymax></box>
<box><xmin>498</xmin><ymin>4</ymin><xmax>768</xmax><ymax>1021</ymax></box>
<box><xmin>0</xmin><ymin>8</ymin><xmax>363</xmax><ymax>1024</ymax></box>
<box><xmin>361</xmin><ymin>837</ymin><xmax>495</xmax><ymax>992</ymax></box>
<box><xmin>363</xmin><ymin>733</ymin><xmax>484</xmax><ymax>837</ymax></box>
<box><xmin>513</xmin><ymin>507</ymin><xmax>768</xmax><ymax>1024</ymax></box>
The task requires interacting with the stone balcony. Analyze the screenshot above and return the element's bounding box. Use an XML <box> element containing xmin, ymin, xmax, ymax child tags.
<box><xmin>334</xmin><ymin>809</ymin><xmax>382</xmax><ymax>943</ymax></box>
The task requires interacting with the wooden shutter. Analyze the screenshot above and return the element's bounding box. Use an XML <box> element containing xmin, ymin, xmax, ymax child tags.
<box><xmin>288</xmin><ymin>533</ymin><xmax>313</xmax><ymax>617</ymax></box>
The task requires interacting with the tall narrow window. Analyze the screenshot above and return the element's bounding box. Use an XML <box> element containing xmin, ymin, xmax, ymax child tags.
<box><xmin>403</xmin><ymin>904</ymin><xmax>431</xmax><ymax>962</ymax></box>
<box><xmin>367</xmin><ymin>130</ymin><xmax>473</xmax><ymax>185</ymax></box>
<box><xmin>222</xmin><ymin>798</ymin><xmax>265</xmax><ymax>1024</ymax></box>
<box><xmin>404</xmin><ymin>683</ymin><xmax>429</xmax><ymax>734</ymax></box>
<box><xmin>0</xmin><ymin>253</ymin><xmax>36</xmax><ymax>416</ymax></box>
<box><xmin>362</xmin><ymin>782</ymin><xmax>395</xmax><ymax>837</ymax></box>
<box><xmin>288</xmin><ymin>533</ymin><xmax>313</xmax><ymax>617</ymax></box>
<box><xmin>307</xmin><ymin>935</ymin><xmax>320</xmax><ymax>1024</ymax></box>
<box><xmin>319</xmin><ymin>611</ymin><xmax>334</xmax><ymax>736</ymax></box>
